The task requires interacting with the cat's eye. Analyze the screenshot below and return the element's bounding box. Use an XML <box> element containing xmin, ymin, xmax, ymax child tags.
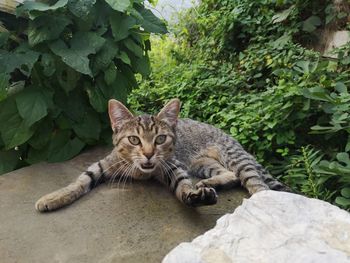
<box><xmin>155</xmin><ymin>135</ymin><xmax>167</xmax><ymax>145</ymax></box>
<box><xmin>128</xmin><ymin>136</ymin><xmax>141</xmax><ymax>145</ymax></box>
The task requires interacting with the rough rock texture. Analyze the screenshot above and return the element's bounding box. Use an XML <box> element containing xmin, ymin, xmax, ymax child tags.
<box><xmin>163</xmin><ymin>191</ymin><xmax>350</xmax><ymax>263</ymax></box>
<box><xmin>0</xmin><ymin>147</ymin><xmax>248</xmax><ymax>263</ymax></box>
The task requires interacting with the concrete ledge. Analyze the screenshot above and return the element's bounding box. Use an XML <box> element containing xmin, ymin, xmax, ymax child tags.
<box><xmin>0</xmin><ymin>147</ymin><xmax>247</xmax><ymax>263</ymax></box>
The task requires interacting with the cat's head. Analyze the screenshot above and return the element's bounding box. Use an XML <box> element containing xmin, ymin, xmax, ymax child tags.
<box><xmin>108</xmin><ymin>99</ymin><xmax>180</xmax><ymax>173</ymax></box>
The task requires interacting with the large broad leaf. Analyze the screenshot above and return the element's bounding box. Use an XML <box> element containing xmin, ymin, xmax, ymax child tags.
<box><xmin>91</xmin><ymin>40</ymin><xmax>119</xmax><ymax>74</ymax></box>
<box><xmin>50</xmin><ymin>32</ymin><xmax>105</xmax><ymax>76</ymax></box>
<box><xmin>134</xmin><ymin>55</ymin><xmax>150</xmax><ymax>77</ymax></box>
<box><xmin>86</xmin><ymin>84</ymin><xmax>107</xmax><ymax>113</ymax></box>
<box><xmin>56</xmin><ymin>62</ymin><xmax>81</xmax><ymax>93</ymax></box>
<box><xmin>15</xmin><ymin>88</ymin><xmax>48</xmax><ymax>127</ymax></box>
<box><xmin>124</xmin><ymin>38</ymin><xmax>143</xmax><ymax>57</ymax></box>
<box><xmin>54</xmin><ymin>89</ymin><xmax>86</xmax><ymax>122</ymax></box>
<box><xmin>73</xmin><ymin>109</ymin><xmax>101</xmax><ymax>140</ymax></box>
<box><xmin>0</xmin><ymin>46</ymin><xmax>39</xmax><ymax>76</ymax></box>
<box><xmin>112</xmin><ymin>72</ymin><xmax>131</xmax><ymax>103</ymax></box>
<box><xmin>0</xmin><ymin>73</ymin><xmax>9</xmax><ymax>102</ymax></box>
<box><xmin>17</xmin><ymin>0</ymin><xmax>68</xmax><ymax>17</ymax></box>
<box><xmin>110</xmin><ymin>12</ymin><xmax>137</xmax><ymax>41</ymax></box>
<box><xmin>28</xmin><ymin>15</ymin><xmax>71</xmax><ymax>46</ymax></box>
<box><xmin>47</xmin><ymin>130</ymin><xmax>85</xmax><ymax>162</ymax></box>
<box><xmin>0</xmin><ymin>99</ymin><xmax>34</xmax><ymax>149</ymax></box>
<box><xmin>68</xmin><ymin>0</ymin><xmax>96</xmax><ymax>17</ymax></box>
<box><xmin>26</xmin><ymin>147</ymin><xmax>49</xmax><ymax>164</ymax></box>
<box><xmin>137</xmin><ymin>7</ymin><xmax>167</xmax><ymax>34</ymax></box>
<box><xmin>28</xmin><ymin>119</ymin><xmax>53</xmax><ymax>150</ymax></box>
<box><xmin>0</xmin><ymin>149</ymin><xmax>20</xmax><ymax>175</ymax></box>
<box><xmin>104</xmin><ymin>63</ymin><xmax>117</xmax><ymax>85</ymax></box>
<box><xmin>105</xmin><ymin>0</ymin><xmax>131</xmax><ymax>12</ymax></box>
<box><xmin>40</xmin><ymin>53</ymin><xmax>56</xmax><ymax>77</ymax></box>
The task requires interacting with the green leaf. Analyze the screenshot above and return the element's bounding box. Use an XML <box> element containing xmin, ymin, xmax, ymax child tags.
<box><xmin>28</xmin><ymin>15</ymin><xmax>71</xmax><ymax>46</ymax></box>
<box><xmin>271</xmin><ymin>33</ymin><xmax>291</xmax><ymax>49</ymax></box>
<box><xmin>341</xmin><ymin>187</ymin><xmax>350</xmax><ymax>198</ymax></box>
<box><xmin>302</xmin><ymin>87</ymin><xmax>333</xmax><ymax>102</ymax></box>
<box><xmin>91</xmin><ymin>40</ymin><xmax>119</xmax><ymax>74</ymax></box>
<box><xmin>134</xmin><ymin>55</ymin><xmax>150</xmax><ymax>77</ymax></box>
<box><xmin>137</xmin><ymin>7</ymin><xmax>167</xmax><ymax>33</ymax></box>
<box><xmin>41</xmin><ymin>53</ymin><xmax>56</xmax><ymax>77</ymax></box>
<box><xmin>272</xmin><ymin>5</ymin><xmax>295</xmax><ymax>23</ymax></box>
<box><xmin>117</xmin><ymin>51</ymin><xmax>131</xmax><ymax>65</ymax></box>
<box><xmin>72</xmin><ymin>109</ymin><xmax>101</xmax><ymax>140</ymax></box>
<box><xmin>55</xmin><ymin>89</ymin><xmax>86</xmax><ymax>122</ymax></box>
<box><xmin>0</xmin><ymin>99</ymin><xmax>34</xmax><ymax>149</ymax></box>
<box><xmin>0</xmin><ymin>32</ymin><xmax>9</xmax><ymax>48</ymax></box>
<box><xmin>28</xmin><ymin>119</ymin><xmax>53</xmax><ymax>149</ymax></box>
<box><xmin>335</xmin><ymin>196</ymin><xmax>350</xmax><ymax>207</ymax></box>
<box><xmin>110</xmin><ymin>12</ymin><xmax>137</xmax><ymax>41</ymax></box>
<box><xmin>86</xmin><ymin>84</ymin><xmax>107</xmax><ymax>112</ymax></box>
<box><xmin>112</xmin><ymin>71</ymin><xmax>131</xmax><ymax>103</ymax></box>
<box><xmin>335</xmin><ymin>82</ymin><xmax>347</xmax><ymax>94</ymax></box>
<box><xmin>0</xmin><ymin>149</ymin><xmax>20</xmax><ymax>175</ymax></box>
<box><xmin>17</xmin><ymin>0</ymin><xmax>68</xmax><ymax>17</ymax></box>
<box><xmin>68</xmin><ymin>0</ymin><xmax>96</xmax><ymax>17</ymax></box>
<box><xmin>56</xmin><ymin>62</ymin><xmax>81</xmax><ymax>93</ymax></box>
<box><xmin>26</xmin><ymin>147</ymin><xmax>49</xmax><ymax>164</ymax></box>
<box><xmin>336</xmin><ymin>152</ymin><xmax>350</xmax><ymax>165</ymax></box>
<box><xmin>0</xmin><ymin>47</ymin><xmax>39</xmax><ymax>76</ymax></box>
<box><xmin>0</xmin><ymin>73</ymin><xmax>9</xmax><ymax>102</ymax></box>
<box><xmin>124</xmin><ymin>38</ymin><xmax>143</xmax><ymax>57</ymax></box>
<box><xmin>15</xmin><ymin>88</ymin><xmax>48</xmax><ymax>127</ymax></box>
<box><xmin>50</xmin><ymin>32</ymin><xmax>105</xmax><ymax>76</ymax></box>
<box><xmin>346</xmin><ymin>137</ymin><xmax>350</xmax><ymax>152</ymax></box>
<box><xmin>302</xmin><ymin>16</ymin><xmax>322</xmax><ymax>32</ymax></box>
<box><xmin>105</xmin><ymin>0</ymin><xmax>131</xmax><ymax>12</ymax></box>
<box><xmin>47</xmin><ymin>131</ymin><xmax>85</xmax><ymax>162</ymax></box>
<box><xmin>104</xmin><ymin>63</ymin><xmax>117</xmax><ymax>85</ymax></box>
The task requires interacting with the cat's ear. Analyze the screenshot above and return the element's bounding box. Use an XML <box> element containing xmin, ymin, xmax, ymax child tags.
<box><xmin>108</xmin><ymin>99</ymin><xmax>134</xmax><ymax>132</ymax></box>
<box><xmin>157</xmin><ymin>98</ymin><xmax>181</xmax><ymax>127</ymax></box>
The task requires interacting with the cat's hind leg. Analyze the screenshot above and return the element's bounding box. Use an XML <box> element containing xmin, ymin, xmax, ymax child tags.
<box><xmin>190</xmin><ymin>156</ymin><xmax>240</xmax><ymax>190</ymax></box>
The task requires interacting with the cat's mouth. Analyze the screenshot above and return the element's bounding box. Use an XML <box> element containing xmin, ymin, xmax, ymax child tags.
<box><xmin>140</xmin><ymin>163</ymin><xmax>155</xmax><ymax>170</ymax></box>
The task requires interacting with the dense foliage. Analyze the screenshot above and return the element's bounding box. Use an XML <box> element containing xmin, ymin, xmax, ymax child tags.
<box><xmin>0</xmin><ymin>0</ymin><xmax>166</xmax><ymax>174</ymax></box>
<box><xmin>129</xmin><ymin>0</ymin><xmax>350</xmax><ymax>209</ymax></box>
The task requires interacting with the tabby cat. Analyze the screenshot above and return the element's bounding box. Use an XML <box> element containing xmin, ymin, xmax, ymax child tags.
<box><xmin>35</xmin><ymin>99</ymin><xmax>290</xmax><ymax>212</ymax></box>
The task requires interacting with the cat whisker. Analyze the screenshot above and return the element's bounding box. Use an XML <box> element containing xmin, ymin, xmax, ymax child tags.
<box><xmin>93</xmin><ymin>159</ymin><xmax>126</xmax><ymax>188</ymax></box>
<box><xmin>110</xmin><ymin>161</ymin><xmax>129</xmax><ymax>188</ymax></box>
<box><xmin>122</xmin><ymin>163</ymin><xmax>136</xmax><ymax>190</ymax></box>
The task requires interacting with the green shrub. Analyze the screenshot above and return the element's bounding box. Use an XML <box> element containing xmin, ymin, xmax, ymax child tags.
<box><xmin>129</xmin><ymin>0</ymin><xmax>350</xmax><ymax>209</ymax></box>
<box><xmin>0</xmin><ymin>0</ymin><xmax>166</xmax><ymax>174</ymax></box>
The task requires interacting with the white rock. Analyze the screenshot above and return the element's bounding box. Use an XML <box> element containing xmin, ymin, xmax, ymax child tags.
<box><xmin>163</xmin><ymin>190</ymin><xmax>350</xmax><ymax>263</ymax></box>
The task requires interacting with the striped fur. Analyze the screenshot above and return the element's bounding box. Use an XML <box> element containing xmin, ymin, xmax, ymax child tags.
<box><xmin>35</xmin><ymin>99</ymin><xmax>290</xmax><ymax>212</ymax></box>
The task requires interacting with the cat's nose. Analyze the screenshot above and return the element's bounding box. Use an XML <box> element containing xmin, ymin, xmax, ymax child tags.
<box><xmin>143</xmin><ymin>152</ymin><xmax>154</xmax><ymax>160</ymax></box>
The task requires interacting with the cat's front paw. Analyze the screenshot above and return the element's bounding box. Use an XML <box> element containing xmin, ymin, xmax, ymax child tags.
<box><xmin>182</xmin><ymin>187</ymin><xmax>217</xmax><ymax>207</ymax></box>
<box><xmin>35</xmin><ymin>194</ymin><xmax>63</xmax><ymax>212</ymax></box>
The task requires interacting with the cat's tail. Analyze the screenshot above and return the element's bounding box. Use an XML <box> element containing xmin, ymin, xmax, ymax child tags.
<box><xmin>35</xmin><ymin>161</ymin><xmax>105</xmax><ymax>212</ymax></box>
<box><xmin>256</xmin><ymin>164</ymin><xmax>293</xmax><ymax>192</ymax></box>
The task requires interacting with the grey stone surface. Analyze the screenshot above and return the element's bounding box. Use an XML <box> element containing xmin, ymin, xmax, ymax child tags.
<box><xmin>323</xmin><ymin>30</ymin><xmax>350</xmax><ymax>58</ymax></box>
<box><xmin>0</xmin><ymin>147</ymin><xmax>248</xmax><ymax>263</ymax></box>
<box><xmin>163</xmin><ymin>191</ymin><xmax>350</xmax><ymax>263</ymax></box>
